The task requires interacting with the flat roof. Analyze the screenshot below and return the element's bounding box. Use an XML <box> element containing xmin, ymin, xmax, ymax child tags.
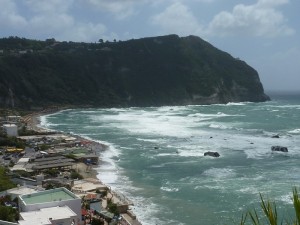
<box><xmin>31</xmin><ymin>156</ymin><xmax>74</xmax><ymax>170</ymax></box>
<box><xmin>20</xmin><ymin>187</ymin><xmax>79</xmax><ymax>205</ymax></box>
<box><xmin>19</xmin><ymin>206</ymin><xmax>76</xmax><ymax>225</ymax></box>
<box><xmin>3</xmin><ymin>124</ymin><xmax>17</xmax><ymax>127</ymax></box>
<box><xmin>7</xmin><ymin>186</ymin><xmax>39</xmax><ymax>196</ymax></box>
<box><xmin>72</xmin><ymin>181</ymin><xmax>107</xmax><ymax>192</ymax></box>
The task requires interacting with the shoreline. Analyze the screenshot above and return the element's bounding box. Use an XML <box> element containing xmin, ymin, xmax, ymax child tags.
<box><xmin>23</xmin><ymin>108</ymin><xmax>111</xmax><ymax>178</ymax></box>
<box><xmin>22</xmin><ymin>108</ymin><xmax>142</xmax><ymax>224</ymax></box>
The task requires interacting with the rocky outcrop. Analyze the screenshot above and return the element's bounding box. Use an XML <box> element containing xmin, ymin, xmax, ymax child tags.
<box><xmin>271</xmin><ymin>135</ymin><xmax>280</xmax><ymax>138</ymax></box>
<box><xmin>271</xmin><ymin>146</ymin><xmax>288</xmax><ymax>152</ymax></box>
<box><xmin>204</xmin><ymin>151</ymin><xmax>220</xmax><ymax>157</ymax></box>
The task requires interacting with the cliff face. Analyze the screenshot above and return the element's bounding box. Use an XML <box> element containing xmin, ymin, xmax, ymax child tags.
<box><xmin>0</xmin><ymin>35</ymin><xmax>269</xmax><ymax>109</ymax></box>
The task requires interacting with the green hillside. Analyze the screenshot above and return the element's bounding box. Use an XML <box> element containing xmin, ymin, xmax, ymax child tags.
<box><xmin>0</xmin><ymin>35</ymin><xmax>269</xmax><ymax>109</ymax></box>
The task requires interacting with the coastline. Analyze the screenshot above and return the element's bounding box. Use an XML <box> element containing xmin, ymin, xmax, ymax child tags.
<box><xmin>23</xmin><ymin>108</ymin><xmax>110</xmax><ymax>178</ymax></box>
<box><xmin>22</xmin><ymin>108</ymin><xmax>142</xmax><ymax>224</ymax></box>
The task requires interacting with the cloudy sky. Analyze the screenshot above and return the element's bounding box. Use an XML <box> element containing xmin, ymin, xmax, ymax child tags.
<box><xmin>0</xmin><ymin>0</ymin><xmax>299</xmax><ymax>92</ymax></box>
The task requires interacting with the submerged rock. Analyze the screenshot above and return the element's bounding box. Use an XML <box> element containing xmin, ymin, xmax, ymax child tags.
<box><xmin>271</xmin><ymin>146</ymin><xmax>288</xmax><ymax>152</ymax></box>
<box><xmin>272</xmin><ymin>135</ymin><xmax>280</xmax><ymax>138</ymax></box>
<box><xmin>204</xmin><ymin>151</ymin><xmax>220</xmax><ymax>157</ymax></box>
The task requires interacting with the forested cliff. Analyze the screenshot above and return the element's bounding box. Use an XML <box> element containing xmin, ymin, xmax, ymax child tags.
<box><xmin>0</xmin><ymin>35</ymin><xmax>269</xmax><ymax>109</ymax></box>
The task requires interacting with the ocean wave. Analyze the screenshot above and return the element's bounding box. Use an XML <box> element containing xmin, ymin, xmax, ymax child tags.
<box><xmin>276</xmin><ymin>194</ymin><xmax>293</xmax><ymax>204</ymax></box>
<box><xmin>202</xmin><ymin>168</ymin><xmax>236</xmax><ymax>179</ymax></box>
<box><xmin>238</xmin><ymin>187</ymin><xmax>259</xmax><ymax>195</ymax></box>
<box><xmin>226</xmin><ymin>102</ymin><xmax>248</xmax><ymax>106</ymax></box>
<box><xmin>160</xmin><ymin>186</ymin><xmax>179</xmax><ymax>192</ymax></box>
<box><xmin>209</xmin><ymin>123</ymin><xmax>231</xmax><ymax>130</ymax></box>
<box><xmin>288</xmin><ymin>129</ymin><xmax>300</xmax><ymax>134</ymax></box>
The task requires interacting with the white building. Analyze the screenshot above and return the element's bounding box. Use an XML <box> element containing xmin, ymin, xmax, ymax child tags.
<box><xmin>3</xmin><ymin>124</ymin><xmax>18</xmax><ymax>137</ymax></box>
<box><xmin>18</xmin><ymin>187</ymin><xmax>82</xmax><ymax>224</ymax></box>
<box><xmin>18</xmin><ymin>206</ymin><xmax>77</xmax><ymax>225</ymax></box>
<box><xmin>0</xmin><ymin>186</ymin><xmax>41</xmax><ymax>199</ymax></box>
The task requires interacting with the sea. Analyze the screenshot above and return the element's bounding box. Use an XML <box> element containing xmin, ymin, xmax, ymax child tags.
<box><xmin>40</xmin><ymin>92</ymin><xmax>300</xmax><ymax>225</ymax></box>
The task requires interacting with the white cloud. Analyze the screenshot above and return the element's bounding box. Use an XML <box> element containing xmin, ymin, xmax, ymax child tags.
<box><xmin>0</xmin><ymin>0</ymin><xmax>107</xmax><ymax>42</ymax></box>
<box><xmin>59</xmin><ymin>22</ymin><xmax>107</xmax><ymax>42</ymax></box>
<box><xmin>207</xmin><ymin>0</ymin><xmax>294</xmax><ymax>37</ymax></box>
<box><xmin>24</xmin><ymin>0</ymin><xmax>74</xmax><ymax>13</ymax></box>
<box><xmin>29</xmin><ymin>13</ymin><xmax>74</xmax><ymax>35</ymax></box>
<box><xmin>84</xmin><ymin>0</ymin><xmax>140</xmax><ymax>20</ymax></box>
<box><xmin>151</xmin><ymin>2</ymin><xmax>204</xmax><ymax>36</ymax></box>
<box><xmin>0</xmin><ymin>0</ymin><xmax>27</xmax><ymax>29</ymax></box>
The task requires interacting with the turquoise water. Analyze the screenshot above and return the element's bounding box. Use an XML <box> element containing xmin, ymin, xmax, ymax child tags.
<box><xmin>41</xmin><ymin>93</ymin><xmax>300</xmax><ymax>225</ymax></box>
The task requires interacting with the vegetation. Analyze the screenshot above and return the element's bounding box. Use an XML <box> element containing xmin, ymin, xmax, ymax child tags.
<box><xmin>237</xmin><ymin>188</ymin><xmax>300</xmax><ymax>225</ymax></box>
<box><xmin>0</xmin><ymin>166</ymin><xmax>16</xmax><ymax>191</ymax></box>
<box><xmin>70</xmin><ymin>170</ymin><xmax>83</xmax><ymax>180</ymax></box>
<box><xmin>107</xmin><ymin>199</ymin><xmax>119</xmax><ymax>215</ymax></box>
<box><xmin>0</xmin><ymin>136</ymin><xmax>25</xmax><ymax>149</ymax></box>
<box><xmin>91</xmin><ymin>218</ymin><xmax>105</xmax><ymax>225</ymax></box>
<box><xmin>44</xmin><ymin>168</ymin><xmax>59</xmax><ymax>177</ymax></box>
<box><xmin>0</xmin><ymin>35</ymin><xmax>269</xmax><ymax>109</ymax></box>
<box><xmin>0</xmin><ymin>205</ymin><xmax>18</xmax><ymax>222</ymax></box>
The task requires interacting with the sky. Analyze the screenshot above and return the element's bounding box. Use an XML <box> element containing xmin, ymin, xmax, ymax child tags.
<box><xmin>0</xmin><ymin>0</ymin><xmax>299</xmax><ymax>92</ymax></box>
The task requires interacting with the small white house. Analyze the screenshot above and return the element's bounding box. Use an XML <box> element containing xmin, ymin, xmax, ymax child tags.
<box><xmin>3</xmin><ymin>124</ymin><xmax>18</xmax><ymax>137</ymax></box>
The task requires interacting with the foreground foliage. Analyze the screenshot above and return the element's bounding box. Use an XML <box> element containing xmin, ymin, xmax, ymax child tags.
<box><xmin>238</xmin><ymin>188</ymin><xmax>300</xmax><ymax>225</ymax></box>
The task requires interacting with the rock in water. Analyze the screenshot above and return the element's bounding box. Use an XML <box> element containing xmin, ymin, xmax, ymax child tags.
<box><xmin>271</xmin><ymin>146</ymin><xmax>288</xmax><ymax>152</ymax></box>
<box><xmin>204</xmin><ymin>151</ymin><xmax>220</xmax><ymax>157</ymax></box>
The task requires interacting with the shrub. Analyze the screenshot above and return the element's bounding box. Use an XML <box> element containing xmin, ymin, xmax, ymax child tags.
<box><xmin>70</xmin><ymin>171</ymin><xmax>83</xmax><ymax>180</ymax></box>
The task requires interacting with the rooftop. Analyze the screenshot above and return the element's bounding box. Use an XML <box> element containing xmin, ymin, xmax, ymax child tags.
<box><xmin>19</xmin><ymin>206</ymin><xmax>77</xmax><ymax>225</ymax></box>
<box><xmin>6</xmin><ymin>186</ymin><xmax>40</xmax><ymax>196</ymax></box>
<box><xmin>20</xmin><ymin>187</ymin><xmax>79</xmax><ymax>205</ymax></box>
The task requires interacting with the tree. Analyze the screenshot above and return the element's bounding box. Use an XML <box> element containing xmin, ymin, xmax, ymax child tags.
<box><xmin>91</xmin><ymin>217</ymin><xmax>105</xmax><ymax>225</ymax></box>
<box><xmin>0</xmin><ymin>167</ymin><xmax>16</xmax><ymax>191</ymax></box>
<box><xmin>98</xmin><ymin>39</ymin><xmax>104</xmax><ymax>44</ymax></box>
<box><xmin>0</xmin><ymin>205</ymin><xmax>18</xmax><ymax>222</ymax></box>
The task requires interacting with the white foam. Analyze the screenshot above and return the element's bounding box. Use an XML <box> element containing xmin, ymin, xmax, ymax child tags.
<box><xmin>209</xmin><ymin>123</ymin><xmax>231</xmax><ymax>130</ymax></box>
<box><xmin>177</xmin><ymin>150</ymin><xmax>206</xmax><ymax>157</ymax></box>
<box><xmin>39</xmin><ymin>115</ymin><xmax>54</xmax><ymax>128</ymax></box>
<box><xmin>96</xmin><ymin>143</ymin><xmax>121</xmax><ymax>184</ymax></box>
<box><xmin>202</xmin><ymin>168</ymin><xmax>236</xmax><ymax>179</ymax></box>
<box><xmin>226</xmin><ymin>102</ymin><xmax>247</xmax><ymax>106</ymax></box>
<box><xmin>238</xmin><ymin>187</ymin><xmax>259</xmax><ymax>195</ymax></box>
<box><xmin>288</xmin><ymin>129</ymin><xmax>300</xmax><ymax>134</ymax></box>
<box><xmin>157</xmin><ymin>153</ymin><xmax>178</xmax><ymax>157</ymax></box>
<box><xmin>160</xmin><ymin>186</ymin><xmax>179</xmax><ymax>192</ymax></box>
<box><xmin>276</xmin><ymin>194</ymin><xmax>293</xmax><ymax>204</ymax></box>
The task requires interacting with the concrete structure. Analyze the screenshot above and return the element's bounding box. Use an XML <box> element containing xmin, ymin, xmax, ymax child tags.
<box><xmin>72</xmin><ymin>178</ymin><xmax>107</xmax><ymax>194</ymax></box>
<box><xmin>6</xmin><ymin>116</ymin><xmax>21</xmax><ymax>123</ymax></box>
<box><xmin>18</xmin><ymin>187</ymin><xmax>81</xmax><ymax>224</ymax></box>
<box><xmin>0</xmin><ymin>220</ymin><xmax>18</xmax><ymax>225</ymax></box>
<box><xmin>18</xmin><ymin>206</ymin><xmax>77</xmax><ymax>225</ymax></box>
<box><xmin>30</xmin><ymin>155</ymin><xmax>75</xmax><ymax>171</ymax></box>
<box><xmin>3</xmin><ymin>124</ymin><xmax>18</xmax><ymax>137</ymax></box>
<box><xmin>11</xmin><ymin>158</ymin><xmax>30</xmax><ymax>172</ymax></box>
<box><xmin>0</xmin><ymin>186</ymin><xmax>42</xmax><ymax>199</ymax></box>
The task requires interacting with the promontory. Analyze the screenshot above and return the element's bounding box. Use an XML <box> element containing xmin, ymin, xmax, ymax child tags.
<box><xmin>0</xmin><ymin>34</ymin><xmax>270</xmax><ymax>109</ymax></box>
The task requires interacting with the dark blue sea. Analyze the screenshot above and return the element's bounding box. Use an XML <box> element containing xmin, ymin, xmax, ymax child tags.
<box><xmin>41</xmin><ymin>93</ymin><xmax>300</xmax><ymax>225</ymax></box>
